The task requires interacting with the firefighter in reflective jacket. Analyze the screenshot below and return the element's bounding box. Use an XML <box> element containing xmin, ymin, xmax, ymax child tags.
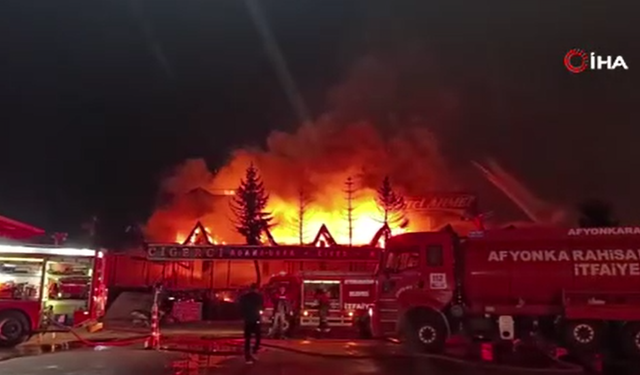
<box><xmin>315</xmin><ymin>288</ymin><xmax>330</xmax><ymax>332</ymax></box>
<box><xmin>270</xmin><ymin>285</ymin><xmax>290</xmax><ymax>338</ymax></box>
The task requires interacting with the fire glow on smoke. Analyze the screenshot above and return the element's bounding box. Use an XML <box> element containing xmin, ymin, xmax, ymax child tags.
<box><xmin>145</xmin><ymin>53</ymin><xmax>468</xmax><ymax>245</ymax></box>
<box><xmin>146</xmin><ymin>121</ymin><xmax>455</xmax><ymax>245</ymax></box>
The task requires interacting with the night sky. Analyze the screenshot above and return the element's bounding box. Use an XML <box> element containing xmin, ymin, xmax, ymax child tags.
<box><xmin>0</xmin><ymin>1</ymin><xmax>638</xmax><ymax>240</ymax></box>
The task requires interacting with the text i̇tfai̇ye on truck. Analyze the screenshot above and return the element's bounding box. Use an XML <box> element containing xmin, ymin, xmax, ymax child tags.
<box><xmin>373</xmin><ymin>226</ymin><xmax>640</xmax><ymax>359</ymax></box>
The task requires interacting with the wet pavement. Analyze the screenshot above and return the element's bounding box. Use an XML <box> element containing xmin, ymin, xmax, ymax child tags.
<box><xmin>4</xmin><ymin>333</ymin><xmax>640</xmax><ymax>375</ymax></box>
<box><xmin>0</xmin><ymin>346</ymin><xmax>187</xmax><ymax>374</ymax></box>
<box><xmin>0</xmin><ymin>338</ymin><xmax>595</xmax><ymax>375</ymax></box>
<box><xmin>0</xmin><ymin>347</ymin><xmax>552</xmax><ymax>375</ymax></box>
<box><xmin>243</xmin><ymin>349</ymin><xmax>577</xmax><ymax>375</ymax></box>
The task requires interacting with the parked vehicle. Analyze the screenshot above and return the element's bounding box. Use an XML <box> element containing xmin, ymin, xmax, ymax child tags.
<box><xmin>373</xmin><ymin>227</ymin><xmax>640</xmax><ymax>359</ymax></box>
<box><xmin>262</xmin><ymin>271</ymin><xmax>375</xmax><ymax>337</ymax></box>
<box><xmin>0</xmin><ymin>245</ymin><xmax>106</xmax><ymax>347</ymax></box>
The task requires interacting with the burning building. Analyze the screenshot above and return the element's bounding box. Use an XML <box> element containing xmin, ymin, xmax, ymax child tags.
<box><xmin>134</xmin><ymin>116</ymin><xmax>484</xmax><ymax>289</ymax></box>
<box><xmin>132</xmin><ymin>52</ymin><xmax>567</xmax><ymax>290</ymax></box>
<box><xmin>144</xmin><ymin>50</ymin><xmax>482</xmax><ymax>249</ymax></box>
<box><xmin>145</xmin><ymin>120</ymin><xmax>471</xmax><ymax>243</ymax></box>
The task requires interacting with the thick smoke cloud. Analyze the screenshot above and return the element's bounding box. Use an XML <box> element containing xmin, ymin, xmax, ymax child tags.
<box><xmin>145</xmin><ymin>51</ymin><xmax>463</xmax><ymax>242</ymax></box>
<box><xmin>145</xmin><ymin>46</ymin><xmax>572</xmax><ymax>243</ymax></box>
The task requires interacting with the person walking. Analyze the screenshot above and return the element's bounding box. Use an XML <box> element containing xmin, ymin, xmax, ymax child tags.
<box><xmin>239</xmin><ymin>283</ymin><xmax>264</xmax><ymax>364</ymax></box>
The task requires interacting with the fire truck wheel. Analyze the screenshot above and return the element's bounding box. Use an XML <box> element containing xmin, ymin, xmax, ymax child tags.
<box><xmin>562</xmin><ymin>320</ymin><xmax>603</xmax><ymax>353</ymax></box>
<box><xmin>620</xmin><ymin>323</ymin><xmax>640</xmax><ymax>359</ymax></box>
<box><xmin>406</xmin><ymin>313</ymin><xmax>447</xmax><ymax>353</ymax></box>
<box><xmin>0</xmin><ymin>311</ymin><xmax>30</xmax><ymax>348</ymax></box>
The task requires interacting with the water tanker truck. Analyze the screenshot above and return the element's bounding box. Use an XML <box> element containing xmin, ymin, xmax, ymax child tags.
<box><xmin>373</xmin><ymin>227</ymin><xmax>640</xmax><ymax>358</ymax></box>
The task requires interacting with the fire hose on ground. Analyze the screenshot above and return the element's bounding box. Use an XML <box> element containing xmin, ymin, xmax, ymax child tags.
<box><xmin>39</xmin><ymin>283</ymin><xmax>163</xmax><ymax>349</ymax></box>
<box><xmin>154</xmin><ymin>334</ymin><xmax>587</xmax><ymax>374</ymax></box>
<box><xmin>42</xmin><ymin>322</ymin><xmax>586</xmax><ymax>374</ymax></box>
<box><xmin>39</xmin><ymin>282</ymin><xmax>584</xmax><ymax>373</ymax></box>
<box><xmin>47</xmin><ymin>321</ymin><xmax>150</xmax><ymax>348</ymax></box>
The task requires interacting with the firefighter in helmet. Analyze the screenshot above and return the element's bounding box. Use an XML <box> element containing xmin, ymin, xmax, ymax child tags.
<box><xmin>315</xmin><ymin>287</ymin><xmax>330</xmax><ymax>333</ymax></box>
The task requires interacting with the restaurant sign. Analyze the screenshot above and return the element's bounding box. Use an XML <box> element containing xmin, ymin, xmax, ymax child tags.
<box><xmin>405</xmin><ymin>192</ymin><xmax>477</xmax><ymax>215</ymax></box>
<box><xmin>146</xmin><ymin>245</ymin><xmax>381</xmax><ymax>261</ymax></box>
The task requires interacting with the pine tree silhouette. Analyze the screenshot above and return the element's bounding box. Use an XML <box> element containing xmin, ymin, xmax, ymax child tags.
<box><xmin>376</xmin><ymin>176</ymin><xmax>409</xmax><ymax>229</ymax></box>
<box><xmin>294</xmin><ymin>186</ymin><xmax>311</xmax><ymax>245</ymax></box>
<box><xmin>230</xmin><ymin>163</ymin><xmax>273</xmax><ymax>286</ymax></box>
<box><xmin>344</xmin><ymin>176</ymin><xmax>357</xmax><ymax>247</ymax></box>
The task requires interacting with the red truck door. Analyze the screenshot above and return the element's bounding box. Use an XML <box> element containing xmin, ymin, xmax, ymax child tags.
<box><xmin>375</xmin><ymin>245</ymin><xmax>422</xmax><ymax>336</ymax></box>
<box><xmin>413</xmin><ymin>242</ymin><xmax>455</xmax><ymax>314</ymax></box>
<box><xmin>375</xmin><ymin>233</ymin><xmax>456</xmax><ymax>337</ymax></box>
<box><xmin>396</xmin><ymin>232</ymin><xmax>456</xmax><ymax>315</ymax></box>
<box><xmin>422</xmin><ymin>244</ymin><xmax>449</xmax><ymax>293</ymax></box>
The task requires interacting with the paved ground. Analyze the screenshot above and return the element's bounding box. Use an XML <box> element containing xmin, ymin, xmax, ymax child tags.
<box><xmin>215</xmin><ymin>348</ymin><xmax>545</xmax><ymax>375</ymax></box>
<box><xmin>13</xmin><ymin>321</ymin><xmax>365</xmax><ymax>350</ymax></box>
<box><xmin>0</xmin><ymin>343</ymin><xmax>591</xmax><ymax>375</ymax></box>
<box><xmin>0</xmin><ymin>346</ymin><xmax>204</xmax><ymax>374</ymax></box>
<box><xmin>1</xmin><ymin>322</ymin><xmax>636</xmax><ymax>375</ymax></box>
<box><xmin>1</xmin><ymin>338</ymin><xmax>601</xmax><ymax>375</ymax></box>
<box><xmin>11</xmin><ymin>321</ymin><xmax>242</xmax><ymax>350</ymax></box>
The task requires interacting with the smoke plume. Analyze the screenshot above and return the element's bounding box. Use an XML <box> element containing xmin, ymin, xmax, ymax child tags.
<box><xmin>473</xmin><ymin>158</ymin><xmax>570</xmax><ymax>227</ymax></box>
<box><xmin>145</xmin><ymin>52</ymin><xmax>462</xmax><ymax>244</ymax></box>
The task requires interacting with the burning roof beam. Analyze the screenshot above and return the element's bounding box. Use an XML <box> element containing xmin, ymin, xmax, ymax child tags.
<box><xmin>183</xmin><ymin>221</ymin><xmax>214</xmax><ymax>245</ymax></box>
<box><xmin>311</xmin><ymin>224</ymin><xmax>338</xmax><ymax>247</ymax></box>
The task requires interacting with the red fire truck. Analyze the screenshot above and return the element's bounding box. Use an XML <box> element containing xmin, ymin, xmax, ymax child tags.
<box><xmin>141</xmin><ymin>244</ymin><xmax>381</xmax><ymax>326</ymax></box>
<box><xmin>0</xmin><ymin>244</ymin><xmax>106</xmax><ymax>347</ymax></box>
<box><xmin>262</xmin><ymin>271</ymin><xmax>376</xmax><ymax>336</ymax></box>
<box><xmin>373</xmin><ymin>227</ymin><xmax>640</xmax><ymax>359</ymax></box>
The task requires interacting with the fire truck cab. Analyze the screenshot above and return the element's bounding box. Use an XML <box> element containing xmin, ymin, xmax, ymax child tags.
<box><xmin>0</xmin><ymin>244</ymin><xmax>106</xmax><ymax>347</ymax></box>
<box><xmin>374</xmin><ymin>227</ymin><xmax>640</xmax><ymax>359</ymax></box>
<box><xmin>262</xmin><ymin>271</ymin><xmax>375</xmax><ymax>336</ymax></box>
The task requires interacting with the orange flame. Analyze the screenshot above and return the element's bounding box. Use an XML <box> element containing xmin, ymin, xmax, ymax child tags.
<box><xmin>165</xmin><ymin>186</ymin><xmax>419</xmax><ymax>246</ymax></box>
<box><xmin>146</xmin><ymin>121</ymin><xmax>449</xmax><ymax>244</ymax></box>
<box><xmin>267</xmin><ymin>191</ymin><xmax>411</xmax><ymax>245</ymax></box>
<box><xmin>175</xmin><ymin>226</ymin><xmax>226</xmax><ymax>245</ymax></box>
